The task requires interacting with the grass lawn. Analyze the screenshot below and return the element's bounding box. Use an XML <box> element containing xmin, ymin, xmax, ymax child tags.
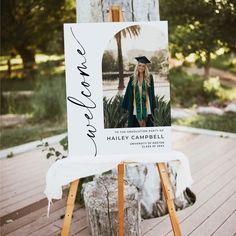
<box><xmin>0</xmin><ymin>121</ymin><xmax>67</xmax><ymax>150</ymax></box>
<box><xmin>0</xmin><ymin>54</ymin><xmax>65</xmax><ymax>91</ymax></box>
<box><xmin>173</xmin><ymin>112</ymin><xmax>236</xmax><ymax>133</ymax></box>
<box><xmin>210</xmin><ymin>53</ymin><xmax>236</xmax><ymax>74</ymax></box>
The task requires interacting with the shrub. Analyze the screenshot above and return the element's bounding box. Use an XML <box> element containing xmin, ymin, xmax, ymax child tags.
<box><xmin>169</xmin><ymin>67</ymin><xmax>205</xmax><ymax>107</ymax></box>
<box><xmin>169</xmin><ymin>67</ymin><xmax>236</xmax><ymax>107</ymax></box>
<box><xmin>103</xmin><ymin>95</ymin><xmax>128</xmax><ymax>128</ymax></box>
<box><xmin>153</xmin><ymin>96</ymin><xmax>171</xmax><ymax>126</ymax></box>
<box><xmin>210</xmin><ymin>53</ymin><xmax>236</xmax><ymax>74</ymax></box>
<box><xmin>1</xmin><ymin>92</ymin><xmax>8</xmax><ymax>114</ymax></box>
<box><xmin>203</xmin><ymin>76</ymin><xmax>221</xmax><ymax>101</ymax></box>
<box><xmin>103</xmin><ymin>95</ymin><xmax>171</xmax><ymax>128</ymax></box>
<box><xmin>0</xmin><ymin>91</ymin><xmax>33</xmax><ymax>115</ymax></box>
<box><xmin>32</xmin><ymin>76</ymin><xmax>66</xmax><ymax>121</ymax></box>
<box><xmin>102</xmin><ymin>50</ymin><xmax>117</xmax><ymax>72</ymax></box>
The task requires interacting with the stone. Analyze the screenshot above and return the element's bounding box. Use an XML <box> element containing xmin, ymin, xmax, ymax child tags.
<box><xmin>171</xmin><ymin>108</ymin><xmax>195</xmax><ymax>119</ymax></box>
<box><xmin>224</xmin><ymin>102</ymin><xmax>236</xmax><ymax>113</ymax></box>
<box><xmin>196</xmin><ymin>106</ymin><xmax>224</xmax><ymax>115</ymax></box>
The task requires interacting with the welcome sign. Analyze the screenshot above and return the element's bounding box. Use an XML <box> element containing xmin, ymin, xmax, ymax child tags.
<box><xmin>64</xmin><ymin>21</ymin><xmax>171</xmax><ymax>158</ymax></box>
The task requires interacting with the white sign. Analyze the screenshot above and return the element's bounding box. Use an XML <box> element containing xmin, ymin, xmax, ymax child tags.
<box><xmin>64</xmin><ymin>22</ymin><xmax>171</xmax><ymax>158</ymax></box>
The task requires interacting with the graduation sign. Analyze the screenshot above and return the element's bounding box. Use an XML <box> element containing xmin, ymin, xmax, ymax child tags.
<box><xmin>64</xmin><ymin>21</ymin><xmax>171</xmax><ymax>158</ymax></box>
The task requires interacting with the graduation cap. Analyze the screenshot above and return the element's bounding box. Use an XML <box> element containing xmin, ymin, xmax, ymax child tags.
<box><xmin>135</xmin><ymin>56</ymin><xmax>151</xmax><ymax>64</ymax></box>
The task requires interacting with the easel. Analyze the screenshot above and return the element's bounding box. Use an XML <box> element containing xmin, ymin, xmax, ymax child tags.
<box><xmin>61</xmin><ymin>5</ymin><xmax>182</xmax><ymax>236</ymax></box>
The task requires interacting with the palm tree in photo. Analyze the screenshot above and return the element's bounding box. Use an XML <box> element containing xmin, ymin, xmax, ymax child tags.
<box><xmin>115</xmin><ymin>25</ymin><xmax>141</xmax><ymax>90</ymax></box>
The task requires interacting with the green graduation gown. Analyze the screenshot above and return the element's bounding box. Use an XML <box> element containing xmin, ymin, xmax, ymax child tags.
<box><xmin>122</xmin><ymin>74</ymin><xmax>156</xmax><ymax>127</ymax></box>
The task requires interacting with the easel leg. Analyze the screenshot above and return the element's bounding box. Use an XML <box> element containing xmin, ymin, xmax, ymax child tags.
<box><xmin>61</xmin><ymin>179</ymin><xmax>80</xmax><ymax>236</ymax></box>
<box><xmin>157</xmin><ymin>163</ymin><xmax>182</xmax><ymax>236</ymax></box>
<box><xmin>118</xmin><ymin>163</ymin><xmax>124</xmax><ymax>236</ymax></box>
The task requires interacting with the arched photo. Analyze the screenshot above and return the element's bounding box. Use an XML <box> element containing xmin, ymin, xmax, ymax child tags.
<box><xmin>102</xmin><ymin>23</ymin><xmax>171</xmax><ymax>129</ymax></box>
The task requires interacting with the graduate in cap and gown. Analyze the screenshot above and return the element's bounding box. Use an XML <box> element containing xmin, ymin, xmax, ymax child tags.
<box><xmin>122</xmin><ymin>56</ymin><xmax>156</xmax><ymax>127</ymax></box>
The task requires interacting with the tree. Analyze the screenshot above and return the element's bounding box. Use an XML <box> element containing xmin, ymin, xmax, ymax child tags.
<box><xmin>149</xmin><ymin>49</ymin><xmax>168</xmax><ymax>77</ymax></box>
<box><xmin>115</xmin><ymin>25</ymin><xmax>141</xmax><ymax>90</ymax></box>
<box><xmin>102</xmin><ymin>50</ymin><xmax>117</xmax><ymax>72</ymax></box>
<box><xmin>160</xmin><ymin>0</ymin><xmax>236</xmax><ymax>77</ymax></box>
<box><xmin>1</xmin><ymin>0</ymin><xmax>75</xmax><ymax>73</ymax></box>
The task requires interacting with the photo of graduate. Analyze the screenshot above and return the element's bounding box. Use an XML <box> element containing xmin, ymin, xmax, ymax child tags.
<box><xmin>102</xmin><ymin>23</ymin><xmax>170</xmax><ymax>129</ymax></box>
<box><xmin>122</xmin><ymin>56</ymin><xmax>156</xmax><ymax>127</ymax></box>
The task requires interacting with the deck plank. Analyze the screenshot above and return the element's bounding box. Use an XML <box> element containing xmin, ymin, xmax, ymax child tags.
<box><xmin>52</xmin><ymin>210</ymin><xmax>88</xmax><ymax>236</ymax></box>
<box><xmin>142</xmin><ymin>158</ymin><xmax>236</xmax><ymax>235</ymax></box>
<box><xmin>167</xmin><ymin>178</ymin><xmax>236</xmax><ymax>236</ymax></box>
<box><xmin>1</xmin><ymin>130</ymin><xmax>236</xmax><ymax>236</ymax></box>
<box><xmin>142</xmin><ymin>158</ymin><xmax>236</xmax><ymax>236</ymax></box>
<box><xmin>0</xmin><ymin>144</ymin><xmax>63</xmax><ymax>170</ymax></box>
<box><xmin>5</xmin><ymin>203</ymin><xmax>79</xmax><ymax>236</ymax></box>
<box><xmin>0</xmin><ymin>148</ymin><xmax>56</xmax><ymax>219</ymax></box>
<box><xmin>211</xmin><ymin>210</ymin><xmax>236</xmax><ymax>236</ymax></box>
<box><xmin>26</xmin><ymin>208</ymin><xmax>85</xmax><ymax>236</ymax></box>
<box><xmin>185</xmin><ymin>137</ymin><xmax>233</xmax><ymax>167</ymax></box>
<box><xmin>1</xmin><ymin>199</ymin><xmax>66</xmax><ymax>235</ymax></box>
<box><xmin>190</xmin><ymin>139</ymin><xmax>235</xmax><ymax>174</ymax></box>
<box><xmin>192</xmin><ymin>148</ymin><xmax>235</xmax><ymax>184</ymax></box>
<box><xmin>190</xmin><ymin>193</ymin><xmax>236</xmax><ymax>236</ymax></box>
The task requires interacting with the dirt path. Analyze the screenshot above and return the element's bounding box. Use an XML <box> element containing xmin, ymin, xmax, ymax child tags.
<box><xmin>185</xmin><ymin>66</ymin><xmax>236</xmax><ymax>87</ymax></box>
<box><xmin>0</xmin><ymin>114</ymin><xmax>28</xmax><ymax>128</ymax></box>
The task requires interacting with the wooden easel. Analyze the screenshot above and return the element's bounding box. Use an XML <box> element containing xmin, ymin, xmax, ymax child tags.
<box><xmin>61</xmin><ymin>5</ymin><xmax>182</xmax><ymax>236</ymax></box>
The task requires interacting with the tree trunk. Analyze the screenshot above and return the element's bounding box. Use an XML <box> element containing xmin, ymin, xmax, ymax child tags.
<box><xmin>7</xmin><ymin>59</ymin><xmax>11</xmax><ymax>77</ymax></box>
<box><xmin>116</xmin><ymin>32</ymin><xmax>125</xmax><ymax>90</ymax></box>
<box><xmin>76</xmin><ymin>0</ymin><xmax>159</xmax><ymax>23</ymax></box>
<box><xmin>122</xmin><ymin>163</ymin><xmax>196</xmax><ymax>219</ymax></box>
<box><xmin>17</xmin><ymin>47</ymin><xmax>36</xmax><ymax>73</ymax></box>
<box><xmin>83</xmin><ymin>175</ymin><xmax>141</xmax><ymax>236</ymax></box>
<box><xmin>204</xmin><ymin>51</ymin><xmax>211</xmax><ymax>79</ymax></box>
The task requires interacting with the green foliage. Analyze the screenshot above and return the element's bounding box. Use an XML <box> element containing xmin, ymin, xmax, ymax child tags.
<box><xmin>1</xmin><ymin>78</ymin><xmax>37</xmax><ymax>91</ymax></box>
<box><xmin>0</xmin><ymin>121</ymin><xmax>67</xmax><ymax>149</ymax></box>
<box><xmin>153</xmin><ymin>96</ymin><xmax>171</xmax><ymax>126</ymax></box>
<box><xmin>59</xmin><ymin>136</ymin><xmax>68</xmax><ymax>151</ymax></box>
<box><xmin>149</xmin><ymin>56</ymin><xmax>163</xmax><ymax>73</ymax></box>
<box><xmin>173</xmin><ymin>112</ymin><xmax>236</xmax><ymax>133</ymax></box>
<box><xmin>170</xmin><ymin>67</ymin><xmax>236</xmax><ymax>107</ymax></box>
<box><xmin>0</xmin><ymin>92</ymin><xmax>7</xmax><ymax>114</ymax></box>
<box><xmin>102</xmin><ymin>50</ymin><xmax>117</xmax><ymax>72</ymax></box>
<box><xmin>36</xmin><ymin>56</ymin><xmax>65</xmax><ymax>76</ymax></box>
<box><xmin>76</xmin><ymin>176</ymin><xmax>94</xmax><ymax>205</ymax></box>
<box><xmin>127</xmin><ymin>62</ymin><xmax>135</xmax><ymax>72</ymax></box>
<box><xmin>203</xmin><ymin>77</ymin><xmax>221</xmax><ymax>101</ymax></box>
<box><xmin>7</xmin><ymin>152</ymin><xmax>14</xmax><ymax>158</ymax></box>
<box><xmin>149</xmin><ymin>49</ymin><xmax>169</xmax><ymax>77</ymax></box>
<box><xmin>160</xmin><ymin>0</ymin><xmax>236</xmax><ymax>73</ymax></box>
<box><xmin>103</xmin><ymin>96</ymin><xmax>128</xmax><ymax>128</ymax></box>
<box><xmin>210</xmin><ymin>53</ymin><xmax>236</xmax><ymax>74</ymax></box>
<box><xmin>170</xmin><ymin>67</ymin><xmax>205</xmax><ymax>107</ymax></box>
<box><xmin>0</xmin><ymin>92</ymin><xmax>33</xmax><ymax>114</ymax></box>
<box><xmin>38</xmin><ymin>141</ymin><xmax>67</xmax><ymax>161</ymax></box>
<box><xmin>1</xmin><ymin>0</ymin><xmax>75</xmax><ymax>69</ymax></box>
<box><xmin>103</xmin><ymin>95</ymin><xmax>171</xmax><ymax>128</ymax></box>
<box><xmin>32</xmin><ymin>76</ymin><xmax>66</xmax><ymax>121</ymax></box>
<box><xmin>119</xmin><ymin>25</ymin><xmax>141</xmax><ymax>39</ymax></box>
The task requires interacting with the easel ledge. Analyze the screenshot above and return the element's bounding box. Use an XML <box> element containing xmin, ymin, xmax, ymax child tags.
<box><xmin>61</xmin><ymin>5</ymin><xmax>182</xmax><ymax>236</ymax></box>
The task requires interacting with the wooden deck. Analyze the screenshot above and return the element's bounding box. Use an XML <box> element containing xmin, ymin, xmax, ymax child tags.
<box><xmin>1</xmin><ymin>129</ymin><xmax>236</xmax><ymax>236</ymax></box>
